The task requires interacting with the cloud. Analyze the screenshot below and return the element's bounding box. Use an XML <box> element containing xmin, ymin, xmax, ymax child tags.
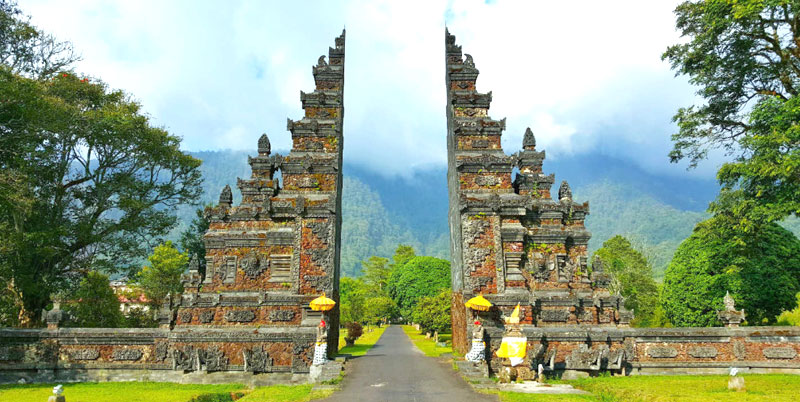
<box><xmin>23</xmin><ymin>0</ymin><xmax>717</xmax><ymax>178</ymax></box>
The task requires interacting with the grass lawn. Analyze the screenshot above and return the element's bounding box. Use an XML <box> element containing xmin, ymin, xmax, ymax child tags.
<box><xmin>0</xmin><ymin>382</ymin><xmax>333</xmax><ymax>402</ymax></box>
<box><xmin>337</xmin><ymin>324</ymin><xmax>387</xmax><ymax>356</ymax></box>
<box><xmin>401</xmin><ymin>325</ymin><xmax>454</xmax><ymax>357</ymax></box>
<box><xmin>491</xmin><ymin>374</ymin><xmax>800</xmax><ymax>402</ymax></box>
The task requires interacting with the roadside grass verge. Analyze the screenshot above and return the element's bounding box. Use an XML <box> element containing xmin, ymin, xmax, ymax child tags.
<box><xmin>237</xmin><ymin>384</ymin><xmax>333</xmax><ymax>401</ymax></box>
<box><xmin>0</xmin><ymin>382</ymin><xmax>334</xmax><ymax>402</ymax></box>
<box><xmin>401</xmin><ymin>325</ymin><xmax>454</xmax><ymax>357</ymax></box>
<box><xmin>491</xmin><ymin>374</ymin><xmax>800</xmax><ymax>401</ymax></box>
<box><xmin>0</xmin><ymin>382</ymin><xmax>244</xmax><ymax>402</ymax></box>
<box><xmin>337</xmin><ymin>325</ymin><xmax>387</xmax><ymax>356</ymax></box>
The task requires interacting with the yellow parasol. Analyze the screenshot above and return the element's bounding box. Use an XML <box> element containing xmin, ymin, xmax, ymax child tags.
<box><xmin>309</xmin><ymin>292</ymin><xmax>336</xmax><ymax>312</ymax></box>
<box><xmin>465</xmin><ymin>293</ymin><xmax>493</xmax><ymax>311</ymax></box>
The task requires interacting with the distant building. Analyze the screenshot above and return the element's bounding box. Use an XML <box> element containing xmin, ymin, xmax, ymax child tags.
<box><xmin>109</xmin><ymin>278</ymin><xmax>149</xmax><ymax>314</ymax></box>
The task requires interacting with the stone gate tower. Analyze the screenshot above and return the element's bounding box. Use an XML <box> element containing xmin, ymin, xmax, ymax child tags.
<box><xmin>173</xmin><ymin>30</ymin><xmax>345</xmax><ymax>372</ymax></box>
<box><xmin>445</xmin><ymin>29</ymin><xmax>631</xmax><ymax>355</ymax></box>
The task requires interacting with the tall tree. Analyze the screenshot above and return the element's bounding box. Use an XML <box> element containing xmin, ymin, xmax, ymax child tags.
<box><xmin>361</xmin><ymin>256</ymin><xmax>390</xmax><ymax>292</ymax></box>
<box><xmin>64</xmin><ymin>271</ymin><xmax>123</xmax><ymax>328</ymax></box>
<box><xmin>662</xmin><ymin>217</ymin><xmax>800</xmax><ymax>326</ymax></box>
<box><xmin>390</xmin><ymin>244</ymin><xmax>416</xmax><ymax>269</ymax></box>
<box><xmin>340</xmin><ymin>277</ymin><xmax>367</xmax><ymax>325</ymax></box>
<box><xmin>387</xmin><ymin>256</ymin><xmax>450</xmax><ymax>319</ymax></box>
<box><xmin>0</xmin><ymin>0</ymin><xmax>78</xmax><ymax>78</ymax></box>
<box><xmin>0</xmin><ymin>67</ymin><xmax>202</xmax><ymax>325</ymax></box>
<box><xmin>593</xmin><ymin>236</ymin><xmax>666</xmax><ymax>327</ymax></box>
<box><xmin>178</xmin><ymin>206</ymin><xmax>210</xmax><ymax>277</ymax></box>
<box><xmin>136</xmin><ymin>241</ymin><xmax>187</xmax><ymax>308</ymax></box>
<box><xmin>663</xmin><ymin>0</ymin><xmax>800</xmax><ymax>231</ymax></box>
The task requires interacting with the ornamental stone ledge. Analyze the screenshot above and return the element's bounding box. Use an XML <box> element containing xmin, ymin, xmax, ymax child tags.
<box><xmin>687</xmin><ymin>346</ymin><xmax>718</xmax><ymax>358</ymax></box>
<box><xmin>647</xmin><ymin>346</ymin><xmax>678</xmax><ymax>359</ymax></box>
<box><xmin>112</xmin><ymin>349</ymin><xmax>143</xmax><ymax>361</ymax></box>
<box><xmin>763</xmin><ymin>347</ymin><xmax>797</xmax><ymax>360</ymax></box>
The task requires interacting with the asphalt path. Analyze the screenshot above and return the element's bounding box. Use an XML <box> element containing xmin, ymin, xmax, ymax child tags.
<box><xmin>321</xmin><ymin>325</ymin><xmax>498</xmax><ymax>402</ymax></box>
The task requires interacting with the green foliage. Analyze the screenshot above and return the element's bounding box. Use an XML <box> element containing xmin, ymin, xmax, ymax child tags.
<box><xmin>391</xmin><ymin>244</ymin><xmax>416</xmax><ymax>268</ymax></box>
<box><xmin>663</xmin><ymin>0</ymin><xmax>800</xmax><ymax>231</ymax></box>
<box><xmin>412</xmin><ymin>289</ymin><xmax>452</xmax><ymax>334</ymax></box>
<box><xmin>579</xmin><ymin>181</ymin><xmax>707</xmax><ymax>278</ymax></box>
<box><xmin>339</xmin><ymin>277</ymin><xmax>366</xmax><ymax>325</ymax></box>
<box><xmin>363</xmin><ymin>295</ymin><xmax>397</xmax><ymax>325</ymax></box>
<box><xmin>136</xmin><ymin>241</ymin><xmax>187</xmax><ymax>308</ymax></box>
<box><xmin>343</xmin><ymin>321</ymin><xmax>363</xmax><ymax>343</ymax></box>
<box><xmin>64</xmin><ymin>271</ymin><xmax>122</xmax><ymax>328</ymax></box>
<box><xmin>593</xmin><ymin>236</ymin><xmax>667</xmax><ymax>327</ymax></box>
<box><xmin>387</xmin><ymin>255</ymin><xmax>451</xmax><ymax>319</ymax></box>
<box><xmin>178</xmin><ymin>207</ymin><xmax>209</xmax><ymax>277</ymax></box>
<box><xmin>122</xmin><ymin>307</ymin><xmax>157</xmax><ymax>328</ymax></box>
<box><xmin>776</xmin><ymin>293</ymin><xmax>800</xmax><ymax>326</ymax></box>
<box><xmin>361</xmin><ymin>255</ymin><xmax>390</xmax><ymax>292</ymax></box>
<box><xmin>0</xmin><ymin>1</ymin><xmax>78</xmax><ymax>78</ymax></box>
<box><xmin>0</xmin><ymin>37</ymin><xmax>202</xmax><ymax>324</ymax></box>
<box><xmin>711</xmin><ymin>96</ymin><xmax>800</xmax><ymax>233</ymax></box>
<box><xmin>662</xmin><ymin>217</ymin><xmax>800</xmax><ymax>326</ymax></box>
<box><xmin>663</xmin><ymin>0</ymin><xmax>800</xmax><ymax>167</ymax></box>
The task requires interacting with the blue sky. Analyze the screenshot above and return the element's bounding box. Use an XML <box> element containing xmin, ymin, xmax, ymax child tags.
<box><xmin>23</xmin><ymin>0</ymin><xmax>718</xmax><ymax>178</ymax></box>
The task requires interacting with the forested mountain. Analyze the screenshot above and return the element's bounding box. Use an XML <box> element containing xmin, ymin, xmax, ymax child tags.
<box><xmin>171</xmin><ymin>150</ymin><xmax>799</xmax><ymax>280</ymax></box>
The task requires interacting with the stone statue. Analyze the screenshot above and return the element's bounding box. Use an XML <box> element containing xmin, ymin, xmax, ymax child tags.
<box><xmin>258</xmin><ymin>133</ymin><xmax>271</xmax><ymax>155</ymax></box>
<box><xmin>558</xmin><ymin>180</ymin><xmax>572</xmax><ymax>202</ymax></box>
<box><xmin>465</xmin><ymin>320</ymin><xmax>486</xmax><ymax>362</ymax></box>
<box><xmin>522</xmin><ymin>127</ymin><xmax>536</xmax><ymax>150</ymax></box>
<box><xmin>312</xmin><ymin>320</ymin><xmax>328</xmax><ymax>365</ymax></box>
<box><xmin>718</xmin><ymin>291</ymin><xmax>745</xmax><ymax>327</ymax></box>
<box><xmin>219</xmin><ymin>185</ymin><xmax>233</xmax><ymax>207</ymax></box>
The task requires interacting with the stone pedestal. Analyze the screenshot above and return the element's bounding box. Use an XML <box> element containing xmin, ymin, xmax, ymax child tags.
<box><xmin>728</xmin><ymin>376</ymin><xmax>745</xmax><ymax>391</ymax></box>
<box><xmin>47</xmin><ymin>396</ymin><xmax>65</xmax><ymax>402</ymax></box>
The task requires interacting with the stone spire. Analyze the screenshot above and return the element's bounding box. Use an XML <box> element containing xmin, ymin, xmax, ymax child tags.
<box><xmin>558</xmin><ymin>180</ymin><xmax>572</xmax><ymax>202</ymax></box>
<box><xmin>258</xmin><ymin>133</ymin><xmax>271</xmax><ymax>156</ymax></box>
<box><xmin>219</xmin><ymin>185</ymin><xmax>233</xmax><ymax>207</ymax></box>
<box><xmin>522</xmin><ymin>127</ymin><xmax>536</xmax><ymax>150</ymax></box>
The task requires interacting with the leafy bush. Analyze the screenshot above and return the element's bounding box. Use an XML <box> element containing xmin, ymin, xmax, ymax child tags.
<box><xmin>662</xmin><ymin>218</ymin><xmax>800</xmax><ymax>326</ymax></box>
<box><xmin>593</xmin><ymin>235</ymin><xmax>668</xmax><ymax>327</ymax></box>
<box><xmin>344</xmin><ymin>322</ymin><xmax>363</xmax><ymax>345</ymax></box>
<box><xmin>64</xmin><ymin>271</ymin><xmax>123</xmax><ymax>328</ymax></box>
<box><xmin>136</xmin><ymin>241</ymin><xmax>187</xmax><ymax>308</ymax></box>
<box><xmin>412</xmin><ymin>289</ymin><xmax>451</xmax><ymax>334</ymax></box>
<box><xmin>776</xmin><ymin>293</ymin><xmax>800</xmax><ymax>326</ymax></box>
<box><xmin>123</xmin><ymin>307</ymin><xmax>158</xmax><ymax>328</ymax></box>
<box><xmin>387</xmin><ymin>256</ymin><xmax>450</xmax><ymax>319</ymax></box>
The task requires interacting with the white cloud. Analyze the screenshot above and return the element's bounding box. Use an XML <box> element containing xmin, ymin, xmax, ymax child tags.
<box><xmin>22</xmin><ymin>0</ymin><xmax>716</xmax><ymax>178</ymax></box>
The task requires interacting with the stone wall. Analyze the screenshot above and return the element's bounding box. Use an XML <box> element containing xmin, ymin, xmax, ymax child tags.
<box><xmin>444</xmin><ymin>28</ymin><xmax>800</xmax><ymax>376</ymax></box>
<box><xmin>484</xmin><ymin>326</ymin><xmax>800</xmax><ymax>376</ymax></box>
<box><xmin>0</xmin><ymin>327</ymin><xmax>317</xmax><ymax>385</ymax></box>
<box><xmin>0</xmin><ymin>30</ymin><xmax>346</xmax><ymax>385</ymax></box>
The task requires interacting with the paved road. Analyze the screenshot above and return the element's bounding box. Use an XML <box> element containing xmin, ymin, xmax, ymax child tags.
<box><xmin>322</xmin><ymin>326</ymin><xmax>498</xmax><ymax>402</ymax></box>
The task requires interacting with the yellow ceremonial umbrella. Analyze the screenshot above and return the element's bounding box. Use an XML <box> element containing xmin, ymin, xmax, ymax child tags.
<box><xmin>465</xmin><ymin>293</ymin><xmax>492</xmax><ymax>312</ymax></box>
<box><xmin>309</xmin><ymin>292</ymin><xmax>336</xmax><ymax>312</ymax></box>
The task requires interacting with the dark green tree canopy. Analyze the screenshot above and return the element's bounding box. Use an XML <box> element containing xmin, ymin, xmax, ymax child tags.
<box><xmin>387</xmin><ymin>255</ymin><xmax>450</xmax><ymax>318</ymax></box>
<box><xmin>662</xmin><ymin>217</ymin><xmax>800</xmax><ymax>326</ymax></box>
<box><xmin>64</xmin><ymin>271</ymin><xmax>122</xmax><ymax>328</ymax></box>
<box><xmin>664</xmin><ymin>0</ymin><xmax>800</xmax><ymax>231</ymax></box>
<box><xmin>0</xmin><ymin>4</ymin><xmax>203</xmax><ymax>325</ymax></box>
<box><xmin>593</xmin><ymin>235</ymin><xmax>664</xmax><ymax>327</ymax></box>
<box><xmin>664</xmin><ymin>0</ymin><xmax>800</xmax><ymax>166</ymax></box>
<box><xmin>0</xmin><ymin>0</ymin><xmax>78</xmax><ymax>78</ymax></box>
